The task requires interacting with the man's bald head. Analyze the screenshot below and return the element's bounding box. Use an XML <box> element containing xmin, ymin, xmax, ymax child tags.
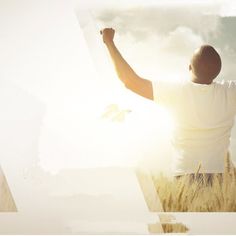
<box><xmin>190</xmin><ymin>45</ymin><xmax>222</xmax><ymax>84</ymax></box>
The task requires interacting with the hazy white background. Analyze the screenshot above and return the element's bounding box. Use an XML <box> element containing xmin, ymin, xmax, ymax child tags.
<box><xmin>1</xmin><ymin>0</ymin><xmax>236</xmax><ymax>234</ymax></box>
<box><xmin>1</xmin><ymin>0</ymin><xmax>236</xmax><ymax>174</ymax></box>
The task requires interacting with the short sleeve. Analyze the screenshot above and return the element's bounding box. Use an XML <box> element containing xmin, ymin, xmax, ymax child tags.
<box><xmin>152</xmin><ymin>80</ymin><xmax>182</xmax><ymax>108</ymax></box>
<box><xmin>226</xmin><ymin>80</ymin><xmax>236</xmax><ymax>95</ymax></box>
<box><xmin>224</xmin><ymin>80</ymin><xmax>236</xmax><ymax>109</ymax></box>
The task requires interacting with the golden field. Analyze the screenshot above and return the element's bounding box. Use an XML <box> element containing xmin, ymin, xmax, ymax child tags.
<box><xmin>151</xmin><ymin>154</ymin><xmax>236</xmax><ymax>212</ymax></box>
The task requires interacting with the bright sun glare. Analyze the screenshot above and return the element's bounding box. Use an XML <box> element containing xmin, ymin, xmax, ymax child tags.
<box><xmin>38</xmin><ymin>9</ymin><xmax>177</xmax><ymax>172</ymax></box>
<box><xmin>79</xmin><ymin>10</ymin><xmax>177</xmax><ymax>168</ymax></box>
<box><xmin>96</xmin><ymin>95</ymin><xmax>175</xmax><ymax>168</ymax></box>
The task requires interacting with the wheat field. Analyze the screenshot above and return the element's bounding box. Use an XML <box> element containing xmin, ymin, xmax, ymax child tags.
<box><xmin>0</xmin><ymin>167</ymin><xmax>17</xmax><ymax>212</ymax></box>
<box><xmin>151</xmin><ymin>154</ymin><xmax>236</xmax><ymax>212</ymax></box>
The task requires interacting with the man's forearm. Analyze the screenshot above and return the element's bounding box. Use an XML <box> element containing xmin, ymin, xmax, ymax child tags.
<box><xmin>101</xmin><ymin>28</ymin><xmax>153</xmax><ymax>100</ymax></box>
<box><xmin>105</xmin><ymin>41</ymin><xmax>137</xmax><ymax>84</ymax></box>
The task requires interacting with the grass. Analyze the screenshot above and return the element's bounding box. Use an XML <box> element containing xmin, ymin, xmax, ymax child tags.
<box><xmin>151</xmin><ymin>154</ymin><xmax>236</xmax><ymax>212</ymax></box>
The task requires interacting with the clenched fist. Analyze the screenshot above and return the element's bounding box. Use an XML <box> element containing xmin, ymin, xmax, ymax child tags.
<box><xmin>100</xmin><ymin>28</ymin><xmax>115</xmax><ymax>44</ymax></box>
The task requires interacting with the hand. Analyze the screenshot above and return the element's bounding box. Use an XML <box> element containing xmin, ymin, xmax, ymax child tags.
<box><xmin>100</xmin><ymin>28</ymin><xmax>115</xmax><ymax>44</ymax></box>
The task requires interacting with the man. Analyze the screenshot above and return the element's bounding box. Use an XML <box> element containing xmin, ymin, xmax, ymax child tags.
<box><xmin>100</xmin><ymin>28</ymin><xmax>236</xmax><ymax>185</ymax></box>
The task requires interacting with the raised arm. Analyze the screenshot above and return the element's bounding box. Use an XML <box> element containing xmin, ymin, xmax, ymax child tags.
<box><xmin>100</xmin><ymin>28</ymin><xmax>153</xmax><ymax>100</ymax></box>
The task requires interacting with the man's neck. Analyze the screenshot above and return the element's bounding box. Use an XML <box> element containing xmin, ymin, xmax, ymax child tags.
<box><xmin>191</xmin><ymin>76</ymin><xmax>213</xmax><ymax>85</ymax></box>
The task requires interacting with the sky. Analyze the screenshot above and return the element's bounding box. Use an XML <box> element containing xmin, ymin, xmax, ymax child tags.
<box><xmin>89</xmin><ymin>1</ymin><xmax>236</xmax><ymax>81</ymax></box>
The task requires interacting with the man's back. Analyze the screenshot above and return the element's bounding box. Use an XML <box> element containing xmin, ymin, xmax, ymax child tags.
<box><xmin>152</xmin><ymin>79</ymin><xmax>236</xmax><ymax>175</ymax></box>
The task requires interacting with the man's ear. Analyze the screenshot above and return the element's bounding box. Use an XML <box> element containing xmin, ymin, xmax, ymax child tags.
<box><xmin>189</xmin><ymin>64</ymin><xmax>192</xmax><ymax>71</ymax></box>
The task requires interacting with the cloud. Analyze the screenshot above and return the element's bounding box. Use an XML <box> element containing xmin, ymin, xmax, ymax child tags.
<box><xmin>219</xmin><ymin>0</ymin><xmax>236</xmax><ymax>16</ymax></box>
<box><xmin>90</xmin><ymin>5</ymin><xmax>222</xmax><ymax>79</ymax></box>
<box><xmin>93</xmin><ymin>5</ymin><xmax>221</xmax><ymax>41</ymax></box>
<box><xmin>162</xmin><ymin>26</ymin><xmax>203</xmax><ymax>54</ymax></box>
<box><xmin>92</xmin><ymin>4</ymin><xmax>236</xmax><ymax>82</ymax></box>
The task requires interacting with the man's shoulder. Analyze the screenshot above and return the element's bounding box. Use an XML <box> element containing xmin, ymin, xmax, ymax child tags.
<box><xmin>214</xmin><ymin>79</ymin><xmax>236</xmax><ymax>89</ymax></box>
<box><xmin>152</xmin><ymin>79</ymin><xmax>186</xmax><ymax>87</ymax></box>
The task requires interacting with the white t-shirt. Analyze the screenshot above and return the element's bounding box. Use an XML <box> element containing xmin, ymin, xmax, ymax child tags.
<box><xmin>152</xmin><ymin>79</ymin><xmax>236</xmax><ymax>176</ymax></box>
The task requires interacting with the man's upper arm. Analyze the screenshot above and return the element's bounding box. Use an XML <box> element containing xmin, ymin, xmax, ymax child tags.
<box><xmin>124</xmin><ymin>75</ymin><xmax>154</xmax><ymax>100</ymax></box>
<box><xmin>151</xmin><ymin>79</ymin><xmax>182</xmax><ymax>107</ymax></box>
